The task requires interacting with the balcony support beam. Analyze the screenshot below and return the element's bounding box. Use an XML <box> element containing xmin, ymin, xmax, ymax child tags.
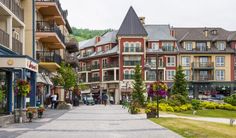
<box><xmin>7</xmin><ymin>15</ymin><xmax>12</xmax><ymax>49</ymax></box>
<box><xmin>114</xmin><ymin>69</ymin><xmax>116</xmax><ymax>81</ymax></box>
<box><xmin>86</xmin><ymin>72</ymin><xmax>88</xmax><ymax>83</ymax></box>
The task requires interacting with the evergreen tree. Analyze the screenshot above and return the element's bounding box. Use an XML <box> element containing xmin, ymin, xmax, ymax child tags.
<box><xmin>131</xmin><ymin>65</ymin><xmax>145</xmax><ymax>107</ymax></box>
<box><xmin>172</xmin><ymin>65</ymin><xmax>188</xmax><ymax>97</ymax></box>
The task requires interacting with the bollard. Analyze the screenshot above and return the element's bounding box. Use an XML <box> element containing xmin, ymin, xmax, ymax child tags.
<box><xmin>230</xmin><ymin>119</ymin><xmax>235</xmax><ymax>126</ymax></box>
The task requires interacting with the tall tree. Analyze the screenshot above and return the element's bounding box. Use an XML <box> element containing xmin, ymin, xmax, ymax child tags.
<box><xmin>131</xmin><ymin>65</ymin><xmax>145</xmax><ymax>107</ymax></box>
<box><xmin>57</xmin><ymin>62</ymin><xmax>77</xmax><ymax>90</ymax></box>
<box><xmin>172</xmin><ymin>65</ymin><xmax>188</xmax><ymax>97</ymax></box>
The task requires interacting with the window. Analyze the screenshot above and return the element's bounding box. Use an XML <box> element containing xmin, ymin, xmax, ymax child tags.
<box><xmin>166</xmin><ymin>70</ymin><xmax>176</xmax><ymax>80</ymax></box>
<box><xmin>216</xmin><ymin>56</ymin><xmax>224</xmax><ymax>66</ymax></box>
<box><xmin>124</xmin><ymin>56</ymin><xmax>141</xmax><ymax>66</ymax></box>
<box><xmin>124</xmin><ymin>70</ymin><xmax>129</xmax><ymax>75</ymax></box>
<box><xmin>196</xmin><ymin>42</ymin><xmax>207</xmax><ymax>51</ymax></box>
<box><xmin>146</xmin><ymin>70</ymin><xmax>156</xmax><ymax>81</ymax></box>
<box><xmin>183</xmin><ymin>70</ymin><xmax>190</xmax><ymax>80</ymax></box>
<box><xmin>97</xmin><ymin>47</ymin><xmax>102</xmax><ymax>52</ymax></box>
<box><xmin>167</xmin><ymin>56</ymin><xmax>175</xmax><ymax>66</ymax></box>
<box><xmin>102</xmin><ymin>58</ymin><xmax>107</xmax><ymax>67</ymax></box>
<box><xmin>216</xmin><ymin>70</ymin><xmax>225</xmax><ymax>80</ymax></box>
<box><xmin>216</xmin><ymin>42</ymin><xmax>225</xmax><ymax>51</ymax></box>
<box><xmin>185</xmin><ymin>42</ymin><xmax>193</xmax><ymax>50</ymax></box>
<box><xmin>200</xmin><ymin>71</ymin><xmax>208</xmax><ymax>80</ymax></box>
<box><xmin>162</xmin><ymin>42</ymin><xmax>174</xmax><ymax>51</ymax></box>
<box><xmin>151</xmin><ymin>43</ymin><xmax>159</xmax><ymax>50</ymax></box>
<box><xmin>104</xmin><ymin>45</ymin><xmax>110</xmax><ymax>51</ymax></box>
<box><xmin>181</xmin><ymin>56</ymin><xmax>190</xmax><ymax>66</ymax></box>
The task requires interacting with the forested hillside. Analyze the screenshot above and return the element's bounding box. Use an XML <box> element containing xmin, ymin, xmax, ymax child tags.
<box><xmin>72</xmin><ymin>27</ymin><xmax>113</xmax><ymax>42</ymax></box>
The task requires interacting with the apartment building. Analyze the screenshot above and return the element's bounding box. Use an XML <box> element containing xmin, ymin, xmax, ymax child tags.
<box><xmin>78</xmin><ymin>6</ymin><xmax>236</xmax><ymax>104</ymax></box>
<box><xmin>35</xmin><ymin>0</ymin><xmax>74</xmax><ymax>103</ymax></box>
<box><xmin>174</xmin><ymin>28</ymin><xmax>236</xmax><ymax>98</ymax></box>
<box><xmin>0</xmin><ymin>0</ymin><xmax>38</xmax><ymax>117</ymax></box>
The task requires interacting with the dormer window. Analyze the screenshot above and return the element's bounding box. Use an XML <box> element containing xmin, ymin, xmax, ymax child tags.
<box><xmin>211</xmin><ymin>30</ymin><xmax>217</xmax><ymax>35</ymax></box>
<box><xmin>151</xmin><ymin>42</ymin><xmax>159</xmax><ymax>50</ymax></box>
<box><xmin>216</xmin><ymin>42</ymin><xmax>225</xmax><ymax>51</ymax></box>
<box><xmin>97</xmin><ymin>47</ymin><xmax>102</xmax><ymax>52</ymax></box>
<box><xmin>185</xmin><ymin>42</ymin><xmax>193</xmax><ymax>51</ymax></box>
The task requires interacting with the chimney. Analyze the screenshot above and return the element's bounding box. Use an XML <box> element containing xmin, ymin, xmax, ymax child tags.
<box><xmin>139</xmin><ymin>17</ymin><xmax>145</xmax><ymax>25</ymax></box>
<box><xmin>95</xmin><ymin>36</ymin><xmax>101</xmax><ymax>43</ymax></box>
<box><xmin>203</xmin><ymin>27</ymin><xmax>208</xmax><ymax>37</ymax></box>
<box><xmin>170</xmin><ymin>26</ymin><xmax>175</xmax><ymax>37</ymax></box>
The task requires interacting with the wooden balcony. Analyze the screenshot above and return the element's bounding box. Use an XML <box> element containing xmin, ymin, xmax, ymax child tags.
<box><xmin>0</xmin><ymin>28</ymin><xmax>9</xmax><ymax>48</ymax></box>
<box><xmin>35</xmin><ymin>0</ymin><xmax>66</xmax><ymax>25</ymax></box>
<box><xmin>36</xmin><ymin>21</ymin><xmax>65</xmax><ymax>49</ymax></box>
<box><xmin>12</xmin><ymin>37</ymin><xmax>22</xmax><ymax>55</ymax></box>
<box><xmin>192</xmin><ymin>62</ymin><xmax>214</xmax><ymax>70</ymax></box>
<box><xmin>0</xmin><ymin>0</ymin><xmax>24</xmax><ymax>21</ymax></box>
<box><xmin>102</xmin><ymin>62</ymin><xmax>119</xmax><ymax>69</ymax></box>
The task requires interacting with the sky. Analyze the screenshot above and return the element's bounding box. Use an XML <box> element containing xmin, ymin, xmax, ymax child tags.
<box><xmin>60</xmin><ymin>0</ymin><xmax>236</xmax><ymax>31</ymax></box>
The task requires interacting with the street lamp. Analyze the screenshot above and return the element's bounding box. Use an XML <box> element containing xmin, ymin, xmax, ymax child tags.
<box><xmin>145</xmin><ymin>53</ymin><xmax>160</xmax><ymax>118</ymax></box>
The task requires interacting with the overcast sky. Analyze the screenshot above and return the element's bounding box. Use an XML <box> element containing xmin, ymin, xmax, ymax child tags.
<box><xmin>60</xmin><ymin>0</ymin><xmax>236</xmax><ymax>31</ymax></box>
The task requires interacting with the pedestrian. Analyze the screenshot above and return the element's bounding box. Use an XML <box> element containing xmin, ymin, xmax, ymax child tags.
<box><xmin>51</xmin><ymin>93</ymin><xmax>57</xmax><ymax>109</ymax></box>
<box><xmin>102</xmin><ymin>94</ymin><xmax>108</xmax><ymax>106</ymax></box>
<box><xmin>109</xmin><ymin>96</ymin><xmax>114</xmax><ymax>104</ymax></box>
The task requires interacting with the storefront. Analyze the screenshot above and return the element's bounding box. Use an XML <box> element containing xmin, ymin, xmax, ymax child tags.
<box><xmin>0</xmin><ymin>55</ymin><xmax>38</xmax><ymax>114</ymax></box>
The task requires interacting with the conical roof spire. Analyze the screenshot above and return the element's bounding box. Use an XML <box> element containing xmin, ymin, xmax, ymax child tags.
<box><xmin>117</xmin><ymin>6</ymin><xmax>148</xmax><ymax>36</ymax></box>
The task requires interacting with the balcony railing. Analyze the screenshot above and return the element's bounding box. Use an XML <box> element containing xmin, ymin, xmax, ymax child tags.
<box><xmin>79</xmin><ymin>76</ymin><xmax>86</xmax><ymax>83</ymax></box>
<box><xmin>124</xmin><ymin>74</ymin><xmax>134</xmax><ymax>80</ymax></box>
<box><xmin>89</xmin><ymin>76</ymin><xmax>100</xmax><ymax>82</ymax></box>
<box><xmin>124</xmin><ymin>47</ymin><xmax>143</xmax><ymax>52</ymax></box>
<box><xmin>162</xmin><ymin>46</ymin><xmax>175</xmax><ymax>51</ymax></box>
<box><xmin>146</xmin><ymin>62</ymin><xmax>165</xmax><ymax>68</ymax></box>
<box><xmin>35</xmin><ymin>0</ymin><xmax>67</xmax><ymax>21</ymax></box>
<box><xmin>36</xmin><ymin>51</ymin><xmax>62</xmax><ymax>65</ymax></box>
<box><xmin>124</xmin><ymin>61</ymin><xmax>141</xmax><ymax>66</ymax></box>
<box><xmin>0</xmin><ymin>28</ymin><xmax>9</xmax><ymax>48</ymax></box>
<box><xmin>12</xmin><ymin>37</ymin><xmax>22</xmax><ymax>55</ymax></box>
<box><xmin>36</xmin><ymin>21</ymin><xmax>65</xmax><ymax>44</ymax></box>
<box><xmin>103</xmin><ymin>62</ymin><xmax>119</xmax><ymax>68</ymax></box>
<box><xmin>0</xmin><ymin>0</ymin><xmax>24</xmax><ymax>21</ymax></box>
<box><xmin>193</xmin><ymin>75</ymin><xmax>214</xmax><ymax>81</ymax></box>
<box><xmin>104</xmin><ymin>75</ymin><xmax>116</xmax><ymax>81</ymax></box>
<box><xmin>192</xmin><ymin>62</ymin><xmax>214</xmax><ymax>69</ymax></box>
<box><xmin>83</xmin><ymin>52</ymin><xmax>93</xmax><ymax>57</ymax></box>
<box><xmin>91</xmin><ymin>64</ymin><xmax>100</xmax><ymax>70</ymax></box>
<box><xmin>79</xmin><ymin>66</ymin><xmax>91</xmax><ymax>72</ymax></box>
<box><xmin>195</xmin><ymin>47</ymin><xmax>208</xmax><ymax>51</ymax></box>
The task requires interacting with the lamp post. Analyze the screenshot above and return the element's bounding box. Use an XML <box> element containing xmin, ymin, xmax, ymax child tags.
<box><xmin>145</xmin><ymin>53</ymin><xmax>160</xmax><ymax>118</ymax></box>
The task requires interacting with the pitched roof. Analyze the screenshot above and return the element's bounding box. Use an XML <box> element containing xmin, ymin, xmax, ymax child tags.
<box><xmin>117</xmin><ymin>6</ymin><xmax>148</xmax><ymax>36</ymax></box>
<box><xmin>96</xmin><ymin>30</ymin><xmax>117</xmax><ymax>46</ymax></box>
<box><xmin>79</xmin><ymin>37</ymin><xmax>96</xmax><ymax>49</ymax></box>
<box><xmin>174</xmin><ymin>27</ymin><xmax>232</xmax><ymax>41</ymax></box>
<box><xmin>144</xmin><ymin>25</ymin><xmax>176</xmax><ymax>41</ymax></box>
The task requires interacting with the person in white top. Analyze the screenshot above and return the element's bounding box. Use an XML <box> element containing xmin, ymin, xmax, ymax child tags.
<box><xmin>51</xmin><ymin>93</ymin><xmax>57</xmax><ymax>109</ymax></box>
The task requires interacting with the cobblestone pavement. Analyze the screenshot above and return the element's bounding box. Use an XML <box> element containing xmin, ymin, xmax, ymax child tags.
<box><xmin>0</xmin><ymin>105</ymin><xmax>181</xmax><ymax>138</ymax></box>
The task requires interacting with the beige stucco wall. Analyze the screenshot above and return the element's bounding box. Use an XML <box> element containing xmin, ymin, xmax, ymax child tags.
<box><xmin>179</xmin><ymin>54</ymin><xmax>232</xmax><ymax>81</ymax></box>
<box><xmin>22</xmin><ymin>0</ymin><xmax>33</xmax><ymax>57</ymax></box>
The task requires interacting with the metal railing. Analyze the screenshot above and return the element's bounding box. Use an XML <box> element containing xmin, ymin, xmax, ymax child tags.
<box><xmin>124</xmin><ymin>61</ymin><xmax>141</xmax><ymax>66</ymax></box>
<box><xmin>35</xmin><ymin>0</ymin><xmax>67</xmax><ymax>21</ymax></box>
<box><xmin>0</xmin><ymin>0</ymin><xmax>24</xmax><ymax>21</ymax></box>
<box><xmin>12</xmin><ymin>37</ymin><xmax>22</xmax><ymax>55</ymax></box>
<box><xmin>192</xmin><ymin>62</ymin><xmax>214</xmax><ymax>68</ymax></box>
<box><xmin>91</xmin><ymin>64</ymin><xmax>100</xmax><ymax>70</ymax></box>
<box><xmin>79</xmin><ymin>66</ymin><xmax>91</xmax><ymax>72</ymax></box>
<box><xmin>124</xmin><ymin>74</ymin><xmax>134</xmax><ymax>80</ymax></box>
<box><xmin>0</xmin><ymin>28</ymin><xmax>9</xmax><ymax>48</ymax></box>
<box><xmin>193</xmin><ymin>75</ymin><xmax>214</xmax><ymax>81</ymax></box>
<box><xmin>89</xmin><ymin>76</ymin><xmax>100</xmax><ymax>82</ymax></box>
<box><xmin>36</xmin><ymin>21</ymin><xmax>65</xmax><ymax>44</ymax></box>
<box><xmin>36</xmin><ymin>51</ymin><xmax>62</xmax><ymax>65</ymax></box>
<box><xmin>83</xmin><ymin>52</ymin><xmax>93</xmax><ymax>57</ymax></box>
<box><xmin>103</xmin><ymin>62</ymin><xmax>119</xmax><ymax>68</ymax></box>
<box><xmin>104</xmin><ymin>75</ymin><xmax>115</xmax><ymax>81</ymax></box>
<box><xmin>162</xmin><ymin>46</ymin><xmax>175</xmax><ymax>51</ymax></box>
<box><xmin>124</xmin><ymin>47</ymin><xmax>143</xmax><ymax>52</ymax></box>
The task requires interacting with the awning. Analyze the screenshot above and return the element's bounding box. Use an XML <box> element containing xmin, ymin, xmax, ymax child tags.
<box><xmin>37</xmin><ymin>73</ymin><xmax>47</xmax><ymax>84</ymax></box>
<box><xmin>44</xmin><ymin>76</ymin><xmax>53</xmax><ymax>86</ymax></box>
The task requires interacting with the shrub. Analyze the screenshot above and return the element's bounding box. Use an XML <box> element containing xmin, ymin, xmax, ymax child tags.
<box><xmin>191</xmin><ymin>99</ymin><xmax>201</xmax><ymax>110</ymax></box>
<box><xmin>224</xmin><ymin>94</ymin><xmax>236</xmax><ymax>106</ymax></box>
<box><xmin>159</xmin><ymin>103</ymin><xmax>174</xmax><ymax>112</ymax></box>
<box><xmin>200</xmin><ymin>101</ymin><xmax>218</xmax><ymax>109</ymax></box>
<box><xmin>168</xmin><ymin>94</ymin><xmax>189</xmax><ymax>106</ymax></box>
<box><xmin>173</xmin><ymin>106</ymin><xmax>181</xmax><ymax>112</ymax></box>
<box><xmin>145</xmin><ymin>102</ymin><xmax>157</xmax><ymax>113</ymax></box>
<box><xmin>223</xmin><ymin>103</ymin><xmax>235</xmax><ymax>111</ymax></box>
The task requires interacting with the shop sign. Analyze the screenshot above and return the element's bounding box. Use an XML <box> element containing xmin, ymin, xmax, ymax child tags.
<box><xmin>0</xmin><ymin>57</ymin><xmax>38</xmax><ymax>72</ymax></box>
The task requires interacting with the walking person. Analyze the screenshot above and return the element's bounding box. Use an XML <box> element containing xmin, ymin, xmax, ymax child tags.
<box><xmin>102</xmin><ymin>94</ymin><xmax>108</xmax><ymax>106</ymax></box>
<box><xmin>51</xmin><ymin>93</ymin><xmax>57</xmax><ymax>109</ymax></box>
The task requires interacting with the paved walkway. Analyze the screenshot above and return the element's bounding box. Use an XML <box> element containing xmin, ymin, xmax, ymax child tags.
<box><xmin>0</xmin><ymin>105</ymin><xmax>181</xmax><ymax>138</ymax></box>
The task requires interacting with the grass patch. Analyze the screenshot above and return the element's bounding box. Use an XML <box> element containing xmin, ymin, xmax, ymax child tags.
<box><xmin>168</xmin><ymin>109</ymin><xmax>236</xmax><ymax>118</ymax></box>
<box><xmin>150</xmin><ymin>118</ymin><xmax>236</xmax><ymax>138</ymax></box>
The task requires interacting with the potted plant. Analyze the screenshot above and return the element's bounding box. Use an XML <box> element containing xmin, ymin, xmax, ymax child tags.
<box><xmin>37</xmin><ymin>105</ymin><xmax>45</xmax><ymax>118</ymax></box>
<box><xmin>26</xmin><ymin>108</ymin><xmax>37</xmax><ymax>122</ymax></box>
<box><xmin>145</xmin><ymin>102</ymin><xmax>157</xmax><ymax>118</ymax></box>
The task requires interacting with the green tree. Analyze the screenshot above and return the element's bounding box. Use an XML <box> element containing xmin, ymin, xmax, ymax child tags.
<box><xmin>131</xmin><ymin>65</ymin><xmax>146</xmax><ymax>107</ymax></box>
<box><xmin>172</xmin><ymin>65</ymin><xmax>188</xmax><ymax>97</ymax></box>
<box><xmin>57</xmin><ymin>62</ymin><xmax>77</xmax><ymax>90</ymax></box>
